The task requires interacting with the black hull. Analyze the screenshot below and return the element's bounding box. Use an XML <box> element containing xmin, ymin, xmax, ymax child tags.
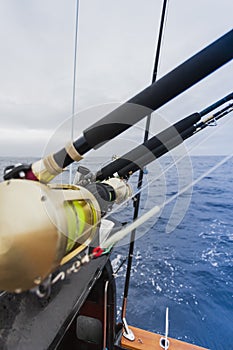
<box><xmin>0</xmin><ymin>256</ymin><xmax>118</xmax><ymax>350</ymax></box>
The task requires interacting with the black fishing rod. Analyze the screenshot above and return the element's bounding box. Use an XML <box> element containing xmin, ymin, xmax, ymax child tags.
<box><xmin>195</xmin><ymin>103</ymin><xmax>233</xmax><ymax>131</ymax></box>
<box><xmin>4</xmin><ymin>30</ymin><xmax>232</xmax><ymax>183</ymax></box>
<box><xmin>75</xmin><ymin>30</ymin><xmax>232</xmax><ymax>153</ymax></box>
<box><xmin>96</xmin><ymin>93</ymin><xmax>233</xmax><ymax>180</ymax></box>
<box><xmin>121</xmin><ymin>0</ymin><xmax>169</xmax><ymax>335</ymax></box>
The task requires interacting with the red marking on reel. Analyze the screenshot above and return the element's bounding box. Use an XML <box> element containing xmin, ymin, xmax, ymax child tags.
<box><xmin>25</xmin><ymin>169</ymin><xmax>38</xmax><ymax>181</ymax></box>
<box><xmin>93</xmin><ymin>246</ymin><xmax>104</xmax><ymax>258</ymax></box>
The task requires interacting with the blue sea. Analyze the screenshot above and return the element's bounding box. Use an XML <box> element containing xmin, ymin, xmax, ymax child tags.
<box><xmin>0</xmin><ymin>155</ymin><xmax>232</xmax><ymax>350</ymax></box>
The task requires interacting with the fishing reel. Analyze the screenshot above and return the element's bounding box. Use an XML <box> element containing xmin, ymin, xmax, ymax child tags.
<box><xmin>0</xmin><ymin>164</ymin><xmax>131</xmax><ymax>293</ymax></box>
<box><xmin>74</xmin><ymin>165</ymin><xmax>132</xmax><ymax>214</ymax></box>
<box><xmin>0</xmin><ymin>179</ymin><xmax>100</xmax><ymax>292</ymax></box>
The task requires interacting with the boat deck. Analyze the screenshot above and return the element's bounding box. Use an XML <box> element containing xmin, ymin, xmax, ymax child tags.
<box><xmin>121</xmin><ymin>326</ymin><xmax>208</xmax><ymax>350</ymax></box>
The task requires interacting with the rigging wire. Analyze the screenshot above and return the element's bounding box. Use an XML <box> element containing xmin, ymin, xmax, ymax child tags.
<box><xmin>121</xmin><ymin>0</ymin><xmax>169</xmax><ymax>324</ymax></box>
<box><xmin>69</xmin><ymin>0</ymin><xmax>80</xmax><ymax>184</ymax></box>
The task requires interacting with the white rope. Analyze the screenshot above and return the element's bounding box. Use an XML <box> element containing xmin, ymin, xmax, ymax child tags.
<box><xmin>165</xmin><ymin>307</ymin><xmax>169</xmax><ymax>350</ymax></box>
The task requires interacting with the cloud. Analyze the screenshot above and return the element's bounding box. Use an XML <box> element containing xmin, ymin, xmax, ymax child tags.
<box><xmin>0</xmin><ymin>127</ymin><xmax>52</xmax><ymax>156</ymax></box>
<box><xmin>0</xmin><ymin>0</ymin><xmax>232</xmax><ymax>157</ymax></box>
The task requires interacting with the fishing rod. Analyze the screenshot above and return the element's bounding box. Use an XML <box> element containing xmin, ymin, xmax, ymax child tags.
<box><xmin>96</xmin><ymin>93</ymin><xmax>233</xmax><ymax>180</ymax></box>
<box><xmin>195</xmin><ymin>103</ymin><xmax>233</xmax><ymax>131</ymax></box>
<box><xmin>0</xmin><ymin>94</ymin><xmax>231</xmax><ymax>294</ymax></box>
<box><xmin>121</xmin><ymin>0</ymin><xmax>169</xmax><ymax>337</ymax></box>
<box><xmin>0</xmin><ymin>31</ymin><xmax>232</xmax><ymax>293</ymax></box>
<box><xmin>3</xmin><ymin>30</ymin><xmax>232</xmax><ymax>184</ymax></box>
<box><xmin>99</xmin><ymin>100</ymin><xmax>233</xmax><ymax>228</ymax></box>
<box><xmin>100</xmin><ymin>99</ymin><xmax>233</xmax><ymax>234</ymax></box>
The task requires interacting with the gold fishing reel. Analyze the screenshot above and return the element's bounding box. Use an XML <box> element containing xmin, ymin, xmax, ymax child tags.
<box><xmin>0</xmin><ymin>179</ymin><xmax>101</xmax><ymax>292</ymax></box>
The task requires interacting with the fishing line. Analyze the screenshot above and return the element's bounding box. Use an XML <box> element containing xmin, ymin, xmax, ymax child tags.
<box><xmin>69</xmin><ymin>0</ymin><xmax>80</xmax><ymax>184</ymax></box>
<box><xmin>101</xmin><ymin>152</ymin><xmax>233</xmax><ymax>248</ymax></box>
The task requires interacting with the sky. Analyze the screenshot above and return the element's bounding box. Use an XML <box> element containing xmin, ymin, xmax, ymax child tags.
<box><xmin>0</xmin><ymin>0</ymin><xmax>232</xmax><ymax>157</ymax></box>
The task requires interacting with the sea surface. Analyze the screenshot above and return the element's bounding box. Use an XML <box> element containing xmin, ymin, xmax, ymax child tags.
<box><xmin>0</xmin><ymin>155</ymin><xmax>232</xmax><ymax>350</ymax></box>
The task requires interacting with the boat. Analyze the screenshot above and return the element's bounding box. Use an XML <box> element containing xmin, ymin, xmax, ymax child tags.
<box><xmin>0</xmin><ymin>2</ymin><xmax>232</xmax><ymax>349</ymax></box>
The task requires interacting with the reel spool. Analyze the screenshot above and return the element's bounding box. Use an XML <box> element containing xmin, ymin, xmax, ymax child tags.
<box><xmin>0</xmin><ymin>180</ymin><xmax>101</xmax><ymax>292</ymax></box>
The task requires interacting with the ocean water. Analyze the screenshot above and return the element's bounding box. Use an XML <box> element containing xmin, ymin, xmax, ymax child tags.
<box><xmin>111</xmin><ymin>156</ymin><xmax>233</xmax><ymax>350</ymax></box>
<box><xmin>0</xmin><ymin>156</ymin><xmax>232</xmax><ymax>349</ymax></box>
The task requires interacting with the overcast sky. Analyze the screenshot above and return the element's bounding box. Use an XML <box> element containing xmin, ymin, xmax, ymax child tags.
<box><xmin>0</xmin><ymin>0</ymin><xmax>232</xmax><ymax>157</ymax></box>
